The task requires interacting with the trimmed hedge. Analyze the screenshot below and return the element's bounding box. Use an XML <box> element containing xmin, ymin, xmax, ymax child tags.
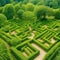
<box><xmin>0</xmin><ymin>39</ymin><xmax>12</xmax><ymax>60</ymax></box>
<box><xmin>44</xmin><ymin>42</ymin><xmax>60</xmax><ymax>60</ymax></box>
<box><xmin>11</xmin><ymin>42</ymin><xmax>40</xmax><ymax>60</ymax></box>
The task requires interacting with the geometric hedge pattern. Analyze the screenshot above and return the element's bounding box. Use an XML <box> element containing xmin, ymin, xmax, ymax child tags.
<box><xmin>0</xmin><ymin>21</ymin><xmax>60</xmax><ymax>60</ymax></box>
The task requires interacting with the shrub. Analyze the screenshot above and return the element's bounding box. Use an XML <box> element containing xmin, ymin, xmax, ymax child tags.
<box><xmin>3</xmin><ymin>4</ymin><xmax>15</xmax><ymax>20</ymax></box>
<box><xmin>25</xmin><ymin>3</ymin><xmax>35</xmax><ymax>11</ymax></box>
<box><xmin>17</xmin><ymin>9</ymin><xmax>24</xmax><ymax>19</ymax></box>
<box><xmin>14</xmin><ymin>2</ymin><xmax>22</xmax><ymax>12</ymax></box>
<box><xmin>54</xmin><ymin>9</ymin><xmax>60</xmax><ymax>19</ymax></box>
<box><xmin>22</xmin><ymin>11</ymin><xmax>37</xmax><ymax>22</ymax></box>
<box><xmin>34</xmin><ymin>5</ymin><xmax>51</xmax><ymax>20</ymax></box>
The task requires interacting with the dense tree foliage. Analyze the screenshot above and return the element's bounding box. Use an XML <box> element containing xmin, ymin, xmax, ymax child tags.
<box><xmin>0</xmin><ymin>0</ymin><xmax>60</xmax><ymax>21</ymax></box>
<box><xmin>17</xmin><ymin>9</ymin><xmax>24</xmax><ymax>19</ymax></box>
<box><xmin>14</xmin><ymin>2</ymin><xmax>22</xmax><ymax>12</ymax></box>
<box><xmin>29</xmin><ymin>0</ymin><xmax>40</xmax><ymax>5</ymax></box>
<box><xmin>3</xmin><ymin>4</ymin><xmax>15</xmax><ymax>20</ymax></box>
<box><xmin>25</xmin><ymin>3</ymin><xmax>34</xmax><ymax>11</ymax></box>
<box><xmin>0</xmin><ymin>0</ymin><xmax>10</xmax><ymax>6</ymax></box>
<box><xmin>0</xmin><ymin>7</ymin><xmax>3</xmax><ymax>13</ymax></box>
<box><xmin>22</xmin><ymin>11</ymin><xmax>37</xmax><ymax>22</ymax></box>
<box><xmin>0</xmin><ymin>0</ymin><xmax>60</xmax><ymax>8</ymax></box>
<box><xmin>54</xmin><ymin>9</ymin><xmax>60</xmax><ymax>19</ymax></box>
<box><xmin>34</xmin><ymin>5</ymin><xmax>49</xmax><ymax>20</ymax></box>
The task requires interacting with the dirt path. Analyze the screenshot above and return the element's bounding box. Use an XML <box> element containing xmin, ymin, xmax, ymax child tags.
<box><xmin>31</xmin><ymin>43</ymin><xmax>46</xmax><ymax>60</ymax></box>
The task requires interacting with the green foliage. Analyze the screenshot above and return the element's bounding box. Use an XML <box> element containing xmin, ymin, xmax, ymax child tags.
<box><xmin>14</xmin><ymin>2</ymin><xmax>22</xmax><ymax>12</ymax></box>
<box><xmin>22</xmin><ymin>11</ymin><xmax>37</xmax><ymax>22</ymax></box>
<box><xmin>29</xmin><ymin>0</ymin><xmax>40</xmax><ymax>4</ymax></box>
<box><xmin>52</xmin><ymin>0</ymin><xmax>58</xmax><ymax>8</ymax></box>
<box><xmin>0</xmin><ymin>0</ymin><xmax>10</xmax><ymax>6</ymax></box>
<box><xmin>0</xmin><ymin>14</ymin><xmax>7</xmax><ymax>27</ymax></box>
<box><xmin>34</xmin><ymin>5</ymin><xmax>49</xmax><ymax>20</ymax></box>
<box><xmin>0</xmin><ymin>7</ymin><xmax>3</xmax><ymax>13</ymax></box>
<box><xmin>0</xmin><ymin>28</ymin><xmax>22</xmax><ymax>46</ymax></box>
<box><xmin>17</xmin><ymin>9</ymin><xmax>24</xmax><ymax>19</ymax></box>
<box><xmin>23</xmin><ymin>0</ymin><xmax>29</xmax><ymax>4</ymax></box>
<box><xmin>11</xmin><ymin>42</ymin><xmax>40</xmax><ymax>60</ymax></box>
<box><xmin>0</xmin><ymin>39</ymin><xmax>10</xmax><ymax>60</ymax></box>
<box><xmin>46</xmin><ymin>8</ymin><xmax>53</xmax><ymax>16</ymax></box>
<box><xmin>0</xmin><ymin>0</ymin><xmax>6</xmax><ymax>6</ymax></box>
<box><xmin>54</xmin><ymin>9</ymin><xmax>60</xmax><ymax>19</ymax></box>
<box><xmin>53</xmin><ymin>48</ymin><xmax>60</xmax><ymax>60</ymax></box>
<box><xmin>3</xmin><ymin>4</ymin><xmax>15</xmax><ymax>20</ymax></box>
<box><xmin>25</xmin><ymin>3</ymin><xmax>35</xmax><ymax>11</ymax></box>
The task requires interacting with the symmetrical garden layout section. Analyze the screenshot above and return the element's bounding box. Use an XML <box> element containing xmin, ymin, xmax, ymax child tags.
<box><xmin>0</xmin><ymin>21</ymin><xmax>60</xmax><ymax>60</ymax></box>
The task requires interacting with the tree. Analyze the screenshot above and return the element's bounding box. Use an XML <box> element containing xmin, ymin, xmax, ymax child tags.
<box><xmin>46</xmin><ymin>7</ymin><xmax>54</xmax><ymax>16</ymax></box>
<box><xmin>44</xmin><ymin>0</ymin><xmax>59</xmax><ymax>8</ymax></box>
<box><xmin>0</xmin><ymin>0</ymin><xmax>6</xmax><ymax>6</ymax></box>
<box><xmin>14</xmin><ymin>2</ymin><xmax>22</xmax><ymax>12</ymax></box>
<box><xmin>29</xmin><ymin>0</ymin><xmax>40</xmax><ymax>4</ymax></box>
<box><xmin>25</xmin><ymin>3</ymin><xmax>35</xmax><ymax>11</ymax></box>
<box><xmin>0</xmin><ymin>14</ymin><xmax>7</xmax><ymax>27</ymax></box>
<box><xmin>34</xmin><ymin>5</ymin><xmax>49</xmax><ymax>20</ymax></box>
<box><xmin>22</xmin><ymin>11</ymin><xmax>37</xmax><ymax>22</ymax></box>
<box><xmin>3</xmin><ymin>4</ymin><xmax>15</xmax><ymax>20</ymax></box>
<box><xmin>0</xmin><ymin>7</ymin><xmax>3</xmax><ymax>13</ymax></box>
<box><xmin>0</xmin><ymin>0</ymin><xmax>10</xmax><ymax>6</ymax></box>
<box><xmin>14</xmin><ymin>0</ymin><xmax>23</xmax><ymax>2</ymax></box>
<box><xmin>17</xmin><ymin>9</ymin><xmax>24</xmax><ymax>19</ymax></box>
<box><xmin>54</xmin><ymin>9</ymin><xmax>60</xmax><ymax>19</ymax></box>
<box><xmin>52</xmin><ymin>0</ymin><xmax>58</xmax><ymax>8</ymax></box>
<box><xmin>23</xmin><ymin>0</ymin><xmax>29</xmax><ymax>4</ymax></box>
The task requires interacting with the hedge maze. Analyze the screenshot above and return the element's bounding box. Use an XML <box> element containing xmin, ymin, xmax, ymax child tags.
<box><xmin>33</xmin><ymin>28</ymin><xmax>57</xmax><ymax>51</ymax></box>
<box><xmin>11</xmin><ymin>42</ymin><xmax>40</xmax><ymax>60</ymax></box>
<box><xmin>44</xmin><ymin>42</ymin><xmax>60</xmax><ymax>60</ymax></box>
<box><xmin>0</xmin><ymin>21</ymin><xmax>60</xmax><ymax>60</ymax></box>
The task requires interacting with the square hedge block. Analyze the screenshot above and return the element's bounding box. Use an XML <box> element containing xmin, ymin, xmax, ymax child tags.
<box><xmin>11</xmin><ymin>42</ymin><xmax>40</xmax><ymax>60</ymax></box>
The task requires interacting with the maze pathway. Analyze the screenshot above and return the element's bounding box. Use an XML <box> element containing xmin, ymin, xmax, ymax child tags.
<box><xmin>0</xmin><ymin>21</ymin><xmax>60</xmax><ymax>60</ymax></box>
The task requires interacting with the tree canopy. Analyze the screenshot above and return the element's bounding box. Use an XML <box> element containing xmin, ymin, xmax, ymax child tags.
<box><xmin>3</xmin><ymin>4</ymin><xmax>15</xmax><ymax>20</ymax></box>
